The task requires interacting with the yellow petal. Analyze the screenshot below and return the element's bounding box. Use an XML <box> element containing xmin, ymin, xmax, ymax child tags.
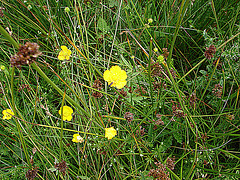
<box><xmin>119</xmin><ymin>70</ymin><xmax>127</xmax><ymax>80</ymax></box>
<box><xmin>65</xmin><ymin>115</ymin><xmax>72</xmax><ymax>121</ymax></box>
<box><xmin>72</xmin><ymin>137</ymin><xmax>78</xmax><ymax>142</ymax></box>
<box><xmin>103</xmin><ymin>65</ymin><xmax>127</xmax><ymax>89</ymax></box>
<box><xmin>61</xmin><ymin>46</ymin><xmax>68</xmax><ymax>51</ymax></box>
<box><xmin>58</xmin><ymin>55</ymin><xmax>65</xmax><ymax>60</ymax></box>
<box><xmin>103</xmin><ymin>70</ymin><xmax>112</xmax><ymax>82</ymax></box>
<box><xmin>115</xmin><ymin>81</ymin><xmax>127</xmax><ymax>89</ymax></box>
<box><xmin>2</xmin><ymin>109</ymin><xmax>14</xmax><ymax>120</ymax></box>
<box><xmin>67</xmin><ymin>49</ymin><xmax>72</xmax><ymax>56</ymax></box>
<box><xmin>73</xmin><ymin>134</ymin><xmax>80</xmax><ymax>138</ymax></box>
<box><xmin>105</xmin><ymin>127</ymin><xmax>117</xmax><ymax>140</ymax></box>
<box><xmin>65</xmin><ymin>55</ymin><xmax>70</xmax><ymax>60</ymax></box>
<box><xmin>59</xmin><ymin>106</ymin><xmax>73</xmax><ymax>121</ymax></box>
<box><xmin>110</xmin><ymin>65</ymin><xmax>121</xmax><ymax>72</ymax></box>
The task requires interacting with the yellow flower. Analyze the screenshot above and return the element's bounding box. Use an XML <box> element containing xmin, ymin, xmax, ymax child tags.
<box><xmin>103</xmin><ymin>65</ymin><xmax>127</xmax><ymax>89</ymax></box>
<box><xmin>58</xmin><ymin>106</ymin><xmax>73</xmax><ymax>121</ymax></box>
<box><xmin>105</xmin><ymin>127</ymin><xmax>117</xmax><ymax>140</ymax></box>
<box><xmin>58</xmin><ymin>46</ymin><xmax>71</xmax><ymax>60</ymax></box>
<box><xmin>72</xmin><ymin>134</ymin><xmax>84</xmax><ymax>143</ymax></box>
<box><xmin>2</xmin><ymin>109</ymin><xmax>14</xmax><ymax>120</ymax></box>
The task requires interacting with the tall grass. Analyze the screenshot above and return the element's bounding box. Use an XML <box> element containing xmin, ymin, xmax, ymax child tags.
<box><xmin>0</xmin><ymin>0</ymin><xmax>239</xmax><ymax>179</ymax></box>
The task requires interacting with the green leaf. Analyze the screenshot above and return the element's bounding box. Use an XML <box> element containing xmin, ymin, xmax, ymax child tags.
<box><xmin>158</xmin><ymin>136</ymin><xmax>173</xmax><ymax>152</ymax></box>
<box><xmin>97</xmin><ymin>18</ymin><xmax>110</xmax><ymax>33</ymax></box>
<box><xmin>108</xmin><ymin>0</ymin><xmax>118</xmax><ymax>7</ymax></box>
<box><xmin>173</xmin><ymin>123</ymin><xmax>183</xmax><ymax>144</ymax></box>
<box><xmin>132</xmin><ymin>95</ymin><xmax>144</xmax><ymax>102</ymax></box>
<box><xmin>173</xmin><ymin>130</ymin><xmax>183</xmax><ymax>144</ymax></box>
<box><xmin>147</xmin><ymin>124</ymin><xmax>153</xmax><ymax>142</ymax></box>
<box><xmin>48</xmin><ymin>167</ymin><xmax>57</xmax><ymax>172</ymax></box>
<box><xmin>199</xmin><ymin>70</ymin><xmax>207</xmax><ymax>75</ymax></box>
<box><xmin>78</xmin><ymin>176</ymin><xmax>91</xmax><ymax>180</ymax></box>
<box><xmin>120</xmin><ymin>54</ymin><xmax>133</xmax><ymax>70</ymax></box>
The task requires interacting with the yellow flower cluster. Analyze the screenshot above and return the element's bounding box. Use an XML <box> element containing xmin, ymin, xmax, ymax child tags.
<box><xmin>58</xmin><ymin>46</ymin><xmax>71</xmax><ymax>60</ymax></box>
<box><xmin>103</xmin><ymin>65</ymin><xmax>127</xmax><ymax>89</ymax></box>
<box><xmin>2</xmin><ymin>109</ymin><xmax>14</xmax><ymax>120</ymax></box>
<box><xmin>53</xmin><ymin>62</ymin><xmax>121</xmax><ymax>142</ymax></box>
<box><xmin>105</xmin><ymin>127</ymin><xmax>117</xmax><ymax>140</ymax></box>
<box><xmin>58</xmin><ymin>106</ymin><xmax>73</xmax><ymax>121</ymax></box>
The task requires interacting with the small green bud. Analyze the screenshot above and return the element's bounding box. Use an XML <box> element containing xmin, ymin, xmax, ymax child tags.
<box><xmin>148</xmin><ymin>18</ymin><xmax>153</xmax><ymax>24</ymax></box>
<box><xmin>64</xmin><ymin>7</ymin><xmax>70</xmax><ymax>13</ymax></box>
<box><xmin>153</xmin><ymin>48</ymin><xmax>158</xmax><ymax>52</ymax></box>
<box><xmin>157</xmin><ymin>55</ymin><xmax>164</xmax><ymax>63</ymax></box>
<box><xmin>0</xmin><ymin>65</ymin><xmax>5</xmax><ymax>70</ymax></box>
<box><xmin>27</xmin><ymin>4</ymin><xmax>32</xmax><ymax>10</ymax></box>
<box><xmin>145</xmin><ymin>24</ymin><xmax>150</xmax><ymax>28</ymax></box>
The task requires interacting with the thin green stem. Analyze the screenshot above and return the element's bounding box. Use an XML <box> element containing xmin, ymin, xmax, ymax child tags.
<box><xmin>0</xmin><ymin>25</ymin><xmax>19</xmax><ymax>49</ymax></box>
<box><xmin>31</xmin><ymin>63</ymin><xmax>89</xmax><ymax>117</ymax></box>
<box><xmin>196</xmin><ymin>55</ymin><xmax>221</xmax><ymax>109</ymax></box>
<box><xmin>59</xmin><ymin>90</ymin><xmax>66</xmax><ymax>161</ymax></box>
<box><xmin>210</xmin><ymin>0</ymin><xmax>222</xmax><ymax>40</ymax></box>
<box><xmin>148</xmin><ymin>38</ymin><xmax>153</xmax><ymax>107</ymax></box>
<box><xmin>161</xmin><ymin>0</ymin><xmax>198</xmax><ymax>141</ymax></box>
<box><xmin>0</xmin><ymin>24</ymin><xmax>89</xmax><ymax>117</ymax></box>
<box><xmin>11</xmin><ymin>67</ymin><xmax>30</xmax><ymax>166</ymax></box>
<box><xmin>167</xmin><ymin>0</ymin><xmax>191</xmax><ymax>65</ymax></box>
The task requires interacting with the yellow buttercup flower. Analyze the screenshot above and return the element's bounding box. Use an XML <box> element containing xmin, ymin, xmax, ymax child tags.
<box><xmin>58</xmin><ymin>46</ymin><xmax>71</xmax><ymax>60</ymax></box>
<box><xmin>105</xmin><ymin>127</ymin><xmax>117</xmax><ymax>140</ymax></box>
<box><xmin>103</xmin><ymin>65</ymin><xmax>127</xmax><ymax>89</ymax></box>
<box><xmin>2</xmin><ymin>109</ymin><xmax>14</xmax><ymax>120</ymax></box>
<box><xmin>72</xmin><ymin>134</ymin><xmax>84</xmax><ymax>143</ymax></box>
<box><xmin>58</xmin><ymin>106</ymin><xmax>73</xmax><ymax>121</ymax></box>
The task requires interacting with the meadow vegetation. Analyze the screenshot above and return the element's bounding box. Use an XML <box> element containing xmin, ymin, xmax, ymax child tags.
<box><xmin>0</xmin><ymin>0</ymin><xmax>239</xmax><ymax>179</ymax></box>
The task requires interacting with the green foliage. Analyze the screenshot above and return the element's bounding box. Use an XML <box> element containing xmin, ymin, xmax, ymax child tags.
<box><xmin>0</xmin><ymin>0</ymin><xmax>239</xmax><ymax>179</ymax></box>
<box><xmin>97</xmin><ymin>17</ymin><xmax>110</xmax><ymax>34</ymax></box>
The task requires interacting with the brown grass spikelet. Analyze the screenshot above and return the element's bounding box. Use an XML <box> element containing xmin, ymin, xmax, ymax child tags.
<box><xmin>204</xmin><ymin>45</ymin><xmax>216</xmax><ymax>59</ymax></box>
<box><xmin>26</xmin><ymin>167</ymin><xmax>39</xmax><ymax>180</ymax></box>
<box><xmin>54</xmin><ymin>160</ymin><xmax>68</xmax><ymax>176</ymax></box>
<box><xmin>92</xmin><ymin>79</ymin><xmax>103</xmax><ymax>98</ymax></box>
<box><xmin>10</xmin><ymin>42</ymin><xmax>41</xmax><ymax>69</ymax></box>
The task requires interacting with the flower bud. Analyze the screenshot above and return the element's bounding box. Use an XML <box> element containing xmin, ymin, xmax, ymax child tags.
<box><xmin>148</xmin><ymin>18</ymin><xmax>153</xmax><ymax>24</ymax></box>
<box><xmin>157</xmin><ymin>55</ymin><xmax>164</xmax><ymax>63</ymax></box>
<box><xmin>64</xmin><ymin>7</ymin><xmax>70</xmax><ymax>13</ymax></box>
<box><xmin>0</xmin><ymin>65</ymin><xmax>5</xmax><ymax>70</ymax></box>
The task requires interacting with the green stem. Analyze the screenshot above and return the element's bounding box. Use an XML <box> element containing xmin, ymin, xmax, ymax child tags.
<box><xmin>196</xmin><ymin>56</ymin><xmax>221</xmax><ymax>109</ymax></box>
<box><xmin>163</xmin><ymin>0</ymin><xmax>197</xmax><ymax>138</ymax></box>
<box><xmin>0</xmin><ymin>24</ymin><xmax>88</xmax><ymax>116</ymax></box>
<box><xmin>167</xmin><ymin>0</ymin><xmax>190</xmax><ymax>65</ymax></box>
<box><xmin>148</xmin><ymin>38</ymin><xmax>153</xmax><ymax>107</ymax></box>
<box><xmin>31</xmin><ymin>62</ymin><xmax>89</xmax><ymax>117</ymax></box>
<box><xmin>11</xmin><ymin>67</ymin><xmax>30</xmax><ymax>166</ymax></box>
<box><xmin>59</xmin><ymin>90</ymin><xmax>66</xmax><ymax>161</ymax></box>
<box><xmin>0</xmin><ymin>25</ymin><xmax>19</xmax><ymax>49</ymax></box>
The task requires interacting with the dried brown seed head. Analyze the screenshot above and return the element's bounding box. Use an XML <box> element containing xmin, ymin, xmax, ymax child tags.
<box><xmin>10</xmin><ymin>42</ymin><xmax>41</xmax><ymax>69</ymax></box>
<box><xmin>204</xmin><ymin>45</ymin><xmax>216</xmax><ymax>59</ymax></box>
